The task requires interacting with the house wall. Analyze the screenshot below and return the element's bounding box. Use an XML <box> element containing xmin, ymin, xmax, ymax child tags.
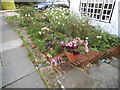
<box><xmin>118</xmin><ymin>1</ymin><xmax>120</xmax><ymax>36</ymax></box>
<box><xmin>70</xmin><ymin>0</ymin><xmax>120</xmax><ymax>37</ymax></box>
<box><xmin>70</xmin><ymin>0</ymin><xmax>80</xmax><ymax>12</ymax></box>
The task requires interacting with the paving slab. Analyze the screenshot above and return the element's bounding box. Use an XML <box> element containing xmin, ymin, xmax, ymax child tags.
<box><xmin>0</xmin><ymin>13</ymin><xmax>2</xmax><ymax>29</ymax></box>
<box><xmin>2</xmin><ymin>50</ymin><xmax>36</xmax><ymax>87</ymax></box>
<box><xmin>2</xmin><ymin>47</ymin><xmax>27</xmax><ymax>65</ymax></box>
<box><xmin>5</xmin><ymin>72</ymin><xmax>45</xmax><ymax>88</ymax></box>
<box><xmin>1</xmin><ymin>24</ymin><xmax>15</xmax><ymax>33</ymax></box>
<box><xmin>0</xmin><ymin>13</ymin><xmax>2</xmax><ymax>47</ymax></box>
<box><xmin>0</xmin><ymin>66</ymin><xmax>2</xmax><ymax>88</ymax></box>
<box><xmin>0</xmin><ymin>16</ymin><xmax>15</xmax><ymax>33</ymax></box>
<box><xmin>0</xmin><ymin>53</ymin><xmax>2</xmax><ymax>66</ymax></box>
<box><xmin>102</xmin><ymin>76</ymin><xmax>118</xmax><ymax>88</ymax></box>
<box><xmin>98</xmin><ymin>63</ymin><xmax>118</xmax><ymax>79</ymax></box>
<box><xmin>0</xmin><ymin>39</ymin><xmax>23</xmax><ymax>52</ymax></box>
<box><xmin>87</xmin><ymin>63</ymin><xmax>118</xmax><ymax>88</ymax></box>
<box><xmin>58</xmin><ymin>67</ymin><xmax>96</xmax><ymax>88</ymax></box>
<box><xmin>1</xmin><ymin>30</ymin><xmax>20</xmax><ymax>43</ymax></box>
<box><xmin>109</xmin><ymin>57</ymin><xmax>119</xmax><ymax>69</ymax></box>
<box><xmin>0</xmin><ymin>15</ymin><xmax>19</xmax><ymax>43</ymax></box>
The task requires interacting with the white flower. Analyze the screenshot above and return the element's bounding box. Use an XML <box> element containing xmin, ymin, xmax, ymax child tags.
<box><xmin>17</xmin><ymin>15</ymin><xmax>20</xmax><ymax>18</ymax></box>
<box><xmin>41</xmin><ymin>27</ymin><xmax>50</xmax><ymax>31</ymax></box>
<box><xmin>86</xmin><ymin>37</ymin><xmax>89</xmax><ymax>39</ymax></box>
<box><xmin>62</xmin><ymin>13</ymin><xmax>64</xmax><ymax>16</ymax></box>
<box><xmin>51</xmin><ymin>34</ymin><xmax>53</xmax><ymax>36</ymax></box>
<box><xmin>58</xmin><ymin>22</ymin><xmax>60</xmax><ymax>24</ymax></box>
<box><xmin>39</xmin><ymin>31</ymin><xmax>42</xmax><ymax>35</ymax></box>
<box><xmin>35</xmin><ymin>67</ymin><xmax>38</xmax><ymax>69</ymax></box>
<box><xmin>22</xmin><ymin>17</ymin><xmax>24</xmax><ymax>18</ymax></box>
<box><xmin>25</xmin><ymin>14</ymin><xmax>27</xmax><ymax>16</ymax></box>
<box><xmin>28</xmin><ymin>14</ymin><xmax>30</xmax><ymax>16</ymax></box>
<box><xmin>97</xmin><ymin>36</ymin><xmax>102</xmax><ymax>38</ymax></box>
<box><xmin>31</xmin><ymin>18</ymin><xmax>33</xmax><ymax>19</ymax></box>
<box><xmin>56</xmin><ymin>16</ymin><xmax>58</xmax><ymax>19</ymax></box>
<box><xmin>63</xmin><ymin>24</ymin><xmax>64</xmax><ymax>26</ymax></box>
<box><xmin>83</xmin><ymin>24</ymin><xmax>85</xmax><ymax>26</ymax></box>
<box><xmin>45</xmin><ymin>13</ymin><xmax>47</xmax><ymax>16</ymax></box>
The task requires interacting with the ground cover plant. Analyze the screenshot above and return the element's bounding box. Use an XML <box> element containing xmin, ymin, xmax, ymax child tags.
<box><xmin>7</xmin><ymin>6</ymin><xmax>120</xmax><ymax>59</ymax></box>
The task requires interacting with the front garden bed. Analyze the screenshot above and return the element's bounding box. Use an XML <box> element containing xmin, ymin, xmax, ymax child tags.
<box><xmin>6</xmin><ymin>6</ymin><xmax>120</xmax><ymax>87</ymax></box>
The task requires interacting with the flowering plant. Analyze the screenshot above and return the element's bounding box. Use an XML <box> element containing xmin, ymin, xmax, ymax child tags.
<box><xmin>60</xmin><ymin>36</ymin><xmax>89</xmax><ymax>55</ymax></box>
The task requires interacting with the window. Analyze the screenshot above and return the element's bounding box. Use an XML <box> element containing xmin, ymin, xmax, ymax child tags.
<box><xmin>79</xmin><ymin>0</ymin><xmax>116</xmax><ymax>22</ymax></box>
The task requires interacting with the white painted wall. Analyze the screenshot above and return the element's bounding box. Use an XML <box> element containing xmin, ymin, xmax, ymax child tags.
<box><xmin>70</xmin><ymin>0</ymin><xmax>80</xmax><ymax>12</ymax></box>
<box><xmin>70</xmin><ymin>0</ymin><xmax>120</xmax><ymax>37</ymax></box>
<box><xmin>118</xmin><ymin>1</ymin><xmax>120</xmax><ymax>36</ymax></box>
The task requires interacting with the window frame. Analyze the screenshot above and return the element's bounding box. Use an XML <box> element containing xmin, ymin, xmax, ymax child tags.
<box><xmin>79</xmin><ymin>0</ymin><xmax>116</xmax><ymax>23</ymax></box>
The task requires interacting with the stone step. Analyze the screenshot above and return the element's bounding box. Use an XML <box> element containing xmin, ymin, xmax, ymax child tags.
<box><xmin>87</xmin><ymin>62</ymin><xmax>118</xmax><ymax>88</ymax></box>
<box><xmin>109</xmin><ymin>57</ymin><xmax>119</xmax><ymax>69</ymax></box>
<box><xmin>57</xmin><ymin>67</ymin><xmax>101</xmax><ymax>88</ymax></box>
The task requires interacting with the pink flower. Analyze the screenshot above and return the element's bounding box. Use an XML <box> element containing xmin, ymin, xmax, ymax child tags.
<box><xmin>84</xmin><ymin>40</ymin><xmax>89</xmax><ymax>52</ymax></box>
<box><xmin>72</xmin><ymin>39</ymin><xmax>78</xmax><ymax>43</ymax></box>
<box><xmin>66</xmin><ymin>43</ymin><xmax>69</xmax><ymax>46</ymax></box>
<box><xmin>68</xmin><ymin>42</ymin><xmax>73</xmax><ymax>47</ymax></box>
<box><xmin>85</xmin><ymin>40</ymin><xmax>88</xmax><ymax>44</ymax></box>
<box><xmin>76</xmin><ymin>37</ymin><xmax>80</xmax><ymax>40</ymax></box>
<box><xmin>80</xmin><ymin>40</ymin><xmax>84</xmax><ymax>44</ymax></box>
<box><xmin>85</xmin><ymin>46</ymin><xmax>89</xmax><ymax>52</ymax></box>
<box><xmin>51</xmin><ymin>59</ymin><xmax>58</xmax><ymax>66</ymax></box>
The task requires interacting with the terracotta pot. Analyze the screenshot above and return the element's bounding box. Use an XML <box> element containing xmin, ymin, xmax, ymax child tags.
<box><xmin>66</xmin><ymin>52</ymin><xmax>80</xmax><ymax>62</ymax></box>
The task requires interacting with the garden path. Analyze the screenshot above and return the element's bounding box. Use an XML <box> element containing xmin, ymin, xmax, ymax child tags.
<box><xmin>0</xmin><ymin>12</ymin><xmax>45</xmax><ymax>88</ymax></box>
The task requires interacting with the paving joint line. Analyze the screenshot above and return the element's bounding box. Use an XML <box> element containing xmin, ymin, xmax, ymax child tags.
<box><xmin>2</xmin><ymin>70</ymin><xmax>37</xmax><ymax>88</ymax></box>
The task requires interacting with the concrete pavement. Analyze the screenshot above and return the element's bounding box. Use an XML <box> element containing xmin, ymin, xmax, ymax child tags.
<box><xmin>0</xmin><ymin>12</ymin><xmax>45</xmax><ymax>88</ymax></box>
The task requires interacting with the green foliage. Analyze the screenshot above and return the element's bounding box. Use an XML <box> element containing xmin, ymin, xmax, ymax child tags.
<box><xmin>47</xmin><ymin>54</ymin><xmax>53</xmax><ymax>58</ymax></box>
<box><xmin>89</xmin><ymin>47</ymin><xmax>99</xmax><ymax>52</ymax></box>
<box><xmin>49</xmin><ymin>43</ymin><xmax>62</xmax><ymax>56</ymax></box>
<box><xmin>2</xmin><ymin>0</ymin><xmax>16</xmax><ymax>10</ymax></box>
<box><xmin>34</xmin><ymin>39</ymin><xmax>46</xmax><ymax>53</ymax></box>
<box><xmin>105</xmin><ymin>59</ymin><xmax>111</xmax><ymax>63</ymax></box>
<box><xmin>18</xmin><ymin>6</ymin><xmax>38</xmax><ymax>17</ymax></box>
<box><xmin>77</xmin><ymin>47</ymin><xmax>85</xmax><ymax>54</ymax></box>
